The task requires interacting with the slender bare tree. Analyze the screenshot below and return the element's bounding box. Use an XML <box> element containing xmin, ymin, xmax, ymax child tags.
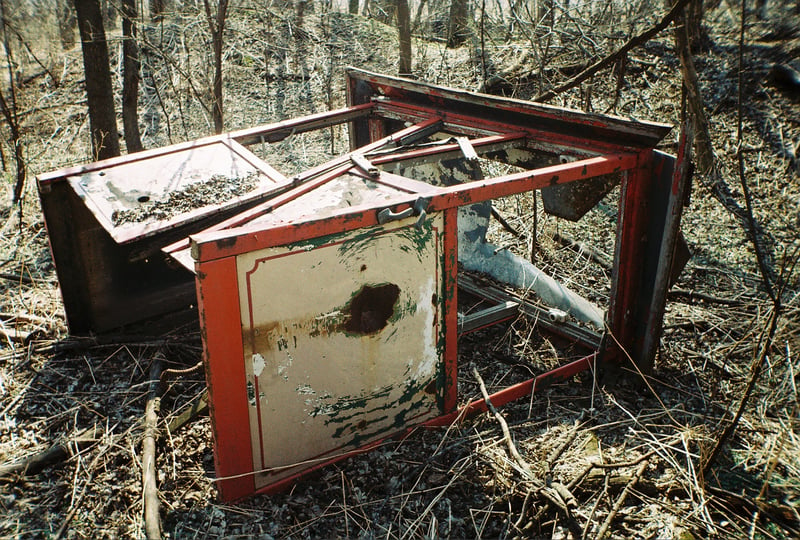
<box><xmin>0</xmin><ymin>0</ymin><xmax>25</xmax><ymax>202</ymax></box>
<box><xmin>122</xmin><ymin>0</ymin><xmax>143</xmax><ymax>153</ymax></box>
<box><xmin>204</xmin><ymin>0</ymin><xmax>229</xmax><ymax>134</ymax></box>
<box><xmin>447</xmin><ymin>0</ymin><xmax>470</xmax><ymax>48</ymax></box>
<box><xmin>57</xmin><ymin>0</ymin><xmax>77</xmax><ymax>50</ymax></box>
<box><xmin>397</xmin><ymin>0</ymin><xmax>412</xmax><ymax>76</ymax></box>
<box><xmin>73</xmin><ymin>0</ymin><xmax>120</xmax><ymax>160</ymax></box>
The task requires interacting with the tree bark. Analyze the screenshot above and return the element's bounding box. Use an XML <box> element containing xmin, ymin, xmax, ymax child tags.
<box><xmin>57</xmin><ymin>0</ymin><xmax>77</xmax><ymax>50</ymax></box>
<box><xmin>204</xmin><ymin>0</ymin><xmax>229</xmax><ymax>134</ymax></box>
<box><xmin>73</xmin><ymin>0</ymin><xmax>121</xmax><ymax>160</ymax></box>
<box><xmin>0</xmin><ymin>0</ymin><xmax>25</xmax><ymax>202</ymax></box>
<box><xmin>122</xmin><ymin>0</ymin><xmax>143</xmax><ymax>153</ymax></box>
<box><xmin>150</xmin><ymin>0</ymin><xmax>167</xmax><ymax>22</ymax></box>
<box><xmin>102</xmin><ymin>0</ymin><xmax>117</xmax><ymax>29</ymax></box>
<box><xmin>397</xmin><ymin>0</ymin><xmax>412</xmax><ymax>76</ymax></box>
<box><xmin>447</xmin><ymin>0</ymin><xmax>470</xmax><ymax>48</ymax></box>
<box><xmin>349</xmin><ymin>0</ymin><xmax>359</xmax><ymax>14</ymax></box>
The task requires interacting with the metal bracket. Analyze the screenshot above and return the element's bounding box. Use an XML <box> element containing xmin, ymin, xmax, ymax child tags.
<box><xmin>377</xmin><ymin>196</ymin><xmax>431</xmax><ymax>229</ymax></box>
<box><xmin>351</xmin><ymin>153</ymin><xmax>380</xmax><ymax>177</ymax></box>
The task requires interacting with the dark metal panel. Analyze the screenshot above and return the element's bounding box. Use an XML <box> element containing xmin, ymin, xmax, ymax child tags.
<box><xmin>38</xmin><ymin>179</ymin><xmax>197</xmax><ymax>334</ymax></box>
<box><xmin>640</xmin><ymin>131</ymin><xmax>693</xmax><ymax>371</ymax></box>
<box><xmin>607</xmin><ymin>151</ymin><xmax>653</xmax><ymax>379</ymax></box>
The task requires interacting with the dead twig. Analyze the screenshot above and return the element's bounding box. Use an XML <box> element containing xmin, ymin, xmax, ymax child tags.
<box><xmin>701</xmin><ymin>305</ymin><xmax>780</xmax><ymax>476</ymax></box>
<box><xmin>552</xmin><ymin>231</ymin><xmax>612</xmax><ymax>269</ymax></box>
<box><xmin>667</xmin><ymin>288</ymin><xmax>744</xmax><ymax>306</ymax></box>
<box><xmin>143</xmin><ymin>359</ymin><xmax>163</xmax><ymax>540</ymax></box>
<box><xmin>53</xmin><ymin>434</ymin><xmax>116</xmax><ymax>540</ymax></box>
<box><xmin>701</xmin><ymin>0</ymin><xmax>789</xmax><ymax>477</ymax></box>
<box><xmin>673</xmin><ymin>0</ymin><xmax>777</xmax><ymax>287</ymax></box>
<box><xmin>471</xmin><ymin>363</ymin><xmax>534</xmax><ymax>480</ymax></box>
<box><xmin>594</xmin><ymin>460</ymin><xmax>648</xmax><ymax>539</ymax></box>
<box><xmin>472</xmin><ymin>364</ymin><xmax>582</xmax><ymax>537</ymax></box>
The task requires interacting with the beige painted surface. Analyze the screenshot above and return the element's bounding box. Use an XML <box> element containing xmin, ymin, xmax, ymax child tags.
<box><xmin>235</xmin><ymin>214</ymin><xmax>445</xmax><ymax>488</ymax></box>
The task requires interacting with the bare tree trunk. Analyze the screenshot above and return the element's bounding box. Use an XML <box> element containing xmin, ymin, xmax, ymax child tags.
<box><xmin>0</xmin><ymin>0</ymin><xmax>24</xmax><ymax>202</ymax></box>
<box><xmin>122</xmin><ymin>0</ymin><xmax>143</xmax><ymax>153</ymax></box>
<box><xmin>204</xmin><ymin>0</ymin><xmax>229</xmax><ymax>134</ymax></box>
<box><xmin>447</xmin><ymin>0</ymin><xmax>470</xmax><ymax>47</ymax></box>
<box><xmin>150</xmin><ymin>0</ymin><xmax>167</xmax><ymax>21</ymax></box>
<box><xmin>397</xmin><ymin>0</ymin><xmax>411</xmax><ymax>76</ymax></box>
<box><xmin>685</xmin><ymin>0</ymin><xmax>706</xmax><ymax>51</ymax></box>
<box><xmin>73</xmin><ymin>0</ymin><xmax>121</xmax><ymax>160</ymax></box>
<box><xmin>57</xmin><ymin>0</ymin><xmax>77</xmax><ymax>50</ymax></box>
<box><xmin>102</xmin><ymin>0</ymin><xmax>117</xmax><ymax>29</ymax></box>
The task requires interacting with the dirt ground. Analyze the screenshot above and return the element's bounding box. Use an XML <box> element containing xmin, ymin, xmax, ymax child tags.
<box><xmin>1</xmin><ymin>0</ymin><xmax>800</xmax><ymax>538</ymax></box>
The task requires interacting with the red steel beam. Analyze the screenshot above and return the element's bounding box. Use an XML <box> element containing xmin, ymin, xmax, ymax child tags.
<box><xmin>38</xmin><ymin>103</ymin><xmax>375</xmax><ymax>187</ymax></box>
<box><xmin>190</xmin><ymin>152</ymin><xmax>638</xmax><ymax>262</ymax></box>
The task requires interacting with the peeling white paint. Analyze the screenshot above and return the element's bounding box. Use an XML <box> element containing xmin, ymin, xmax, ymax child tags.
<box><xmin>411</xmin><ymin>277</ymin><xmax>438</xmax><ymax>381</ymax></box>
<box><xmin>252</xmin><ymin>353</ymin><xmax>266</xmax><ymax>377</ymax></box>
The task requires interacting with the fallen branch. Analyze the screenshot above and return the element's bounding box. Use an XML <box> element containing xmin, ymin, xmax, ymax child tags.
<box><xmin>595</xmin><ymin>460</ymin><xmax>649</xmax><ymax>539</ymax></box>
<box><xmin>552</xmin><ymin>231</ymin><xmax>612</xmax><ymax>269</ymax></box>
<box><xmin>471</xmin><ymin>364</ymin><xmax>534</xmax><ymax>480</ymax></box>
<box><xmin>0</xmin><ymin>425</ymin><xmax>102</xmax><ymax>479</ymax></box>
<box><xmin>143</xmin><ymin>359</ymin><xmax>163</xmax><ymax>540</ymax></box>
<box><xmin>471</xmin><ymin>364</ymin><xmax>582</xmax><ymax>537</ymax></box>
<box><xmin>533</xmin><ymin>0</ymin><xmax>691</xmax><ymax>102</ymax></box>
<box><xmin>667</xmin><ymin>288</ymin><xmax>744</xmax><ymax>306</ymax></box>
<box><xmin>0</xmin><ymin>272</ymin><xmax>34</xmax><ymax>285</ymax></box>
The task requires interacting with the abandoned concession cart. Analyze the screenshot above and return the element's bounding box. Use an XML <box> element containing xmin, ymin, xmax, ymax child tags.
<box><xmin>37</xmin><ymin>69</ymin><xmax>690</xmax><ymax>500</ymax></box>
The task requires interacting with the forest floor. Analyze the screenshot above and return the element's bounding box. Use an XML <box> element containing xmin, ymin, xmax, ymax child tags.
<box><xmin>1</xmin><ymin>0</ymin><xmax>800</xmax><ymax>538</ymax></box>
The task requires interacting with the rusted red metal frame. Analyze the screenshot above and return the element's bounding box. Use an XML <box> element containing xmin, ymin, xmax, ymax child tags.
<box><xmin>38</xmin><ymin>103</ymin><xmax>374</xmax><ymax>188</ymax></box>
<box><xmin>372</xmin><ymin>99</ymin><xmax>635</xmax><ymax>155</ymax></box>
<box><xmin>162</xmin><ymin>116</ymin><xmax>446</xmax><ymax>257</ymax></box>
<box><xmin>606</xmin><ymin>149</ymin><xmax>658</xmax><ymax>373</ymax></box>
<box><xmin>198</xmin><ymin>208</ymin><xmax>459</xmax><ymax>500</ymax></box>
<box><xmin>191</xmin><ymin>152</ymin><xmax>637</xmax><ymax>262</ymax></box>
<box><xmin>425</xmin><ymin>353</ymin><xmax>597</xmax><ymax>427</ymax></box>
<box><xmin>43</xmin><ymin>138</ymin><xmax>290</xmax><ymax>247</ymax></box>
<box><xmin>442</xmin><ymin>207</ymin><xmax>460</xmax><ymax>413</ymax></box>
<box><xmin>195</xmin><ymin>256</ymin><xmax>254</xmax><ymax>501</ymax></box>
<box><xmin>367</xmin><ymin>132</ymin><xmax>529</xmax><ymax>166</ymax></box>
<box><xmin>195</xmin><ymin>70</ymin><xmax>674</xmax><ymax>500</ymax></box>
<box><xmin>347</xmin><ymin>67</ymin><xmax>671</xmax><ymax>149</ymax></box>
<box><xmin>640</xmin><ymin>128</ymin><xmax>692</xmax><ymax>370</ymax></box>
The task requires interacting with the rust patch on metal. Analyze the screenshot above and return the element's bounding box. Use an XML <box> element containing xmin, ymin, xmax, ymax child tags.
<box><xmin>342</xmin><ymin>283</ymin><xmax>401</xmax><ymax>335</ymax></box>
